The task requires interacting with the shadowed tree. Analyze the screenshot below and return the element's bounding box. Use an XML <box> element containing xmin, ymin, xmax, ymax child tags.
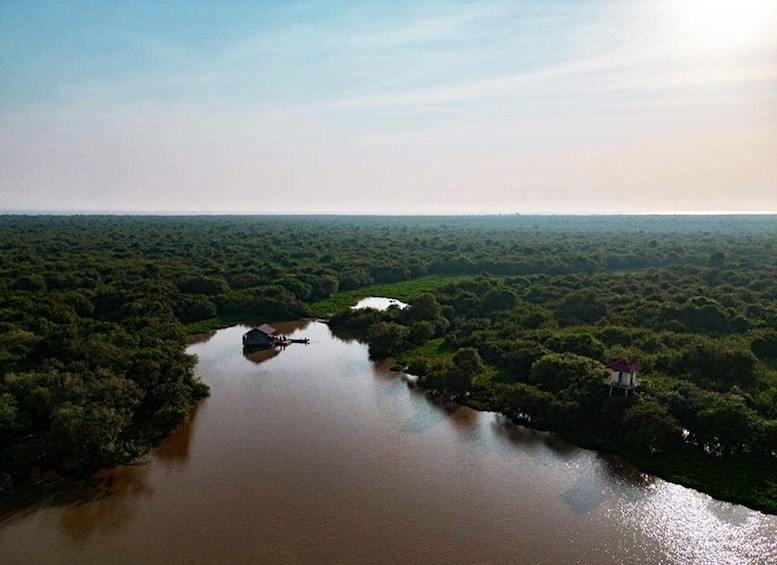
<box><xmin>368</xmin><ymin>322</ymin><xmax>409</xmax><ymax>358</ymax></box>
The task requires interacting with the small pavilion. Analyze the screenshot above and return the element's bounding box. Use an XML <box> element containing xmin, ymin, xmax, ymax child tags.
<box><xmin>606</xmin><ymin>358</ymin><xmax>641</xmax><ymax>397</ymax></box>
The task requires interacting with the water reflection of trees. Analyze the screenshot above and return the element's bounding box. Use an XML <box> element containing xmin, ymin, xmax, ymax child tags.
<box><xmin>597</xmin><ymin>453</ymin><xmax>655</xmax><ymax>488</ymax></box>
<box><xmin>491</xmin><ymin>414</ymin><xmax>579</xmax><ymax>461</ymax></box>
<box><xmin>1</xmin><ymin>403</ymin><xmax>206</xmax><ymax>540</ymax></box>
<box><xmin>153</xmin><ymin>403</ymin><xmax>202</xmax><ymax>469</ymax></box>
<box><xmin>0</xmin><ymin>402</ymin><xmax>205</xmax><ymax>535</ymax></box>
<box><xmin>272</xmin><ymin>320</ymin><xmax>311</xmax><ymax>335</ymax></box>
<box><xmin>1</xmin><ymin>474</ymin><xmax>113</xmax><ymax>525</ymax></box>
<box><xmin>57</xmin><ymin>466</ymin><xmax>153</xmax><ymax>542</ymax></box>
<box><xmin>187</xmin><ymin>330</ymin><xmax>217</xmax><ymax>346</ymax></box>
<box><xmin>399</xmin><ymin>388</ymin><xmax>481</xmax><ymax>436</ymax></box>
<box><xmin>0</xmin><ymin>464</ymin><xmax>153</xmax><ymax>541</ymax></box>
<box><xmin>400</xmin><ymin>389</ymin><xmax>449</xmax><ymax>434</ymax></box>
<box><xmin>560</xmin><ymin>455</ymin><xmax>654</xmax><ymax>514</ymax></box>
<box><xmin>328</xmin><ymin>327</ymin><xmax>365</xmax><ymax>345</ymax></box>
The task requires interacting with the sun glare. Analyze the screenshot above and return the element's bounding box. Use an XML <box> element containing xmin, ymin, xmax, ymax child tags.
<box><xmin>672</xmin><ymin>0</ymin><xmax>777</xmax><ymax>55</ymax></box>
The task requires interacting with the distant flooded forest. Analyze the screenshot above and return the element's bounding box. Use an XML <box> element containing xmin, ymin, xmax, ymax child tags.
<box><xmin>1</xmin><ymin>214</ymin><xmax>776</xmax><ymax>512</ymax></box>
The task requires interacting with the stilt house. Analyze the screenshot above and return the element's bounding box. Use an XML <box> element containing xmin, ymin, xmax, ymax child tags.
<box><xmin>242</xmin><ymin>324</ymin><xmax>283</xmax><ymax>350</ymax></box>
<box><xmin>606</xmin><ymin>358</ymin><xmax>641</xmax><ymax>396</ymax></box>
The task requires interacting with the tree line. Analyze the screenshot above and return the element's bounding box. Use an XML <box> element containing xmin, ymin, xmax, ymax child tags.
<box><xmin>1</xmin><ymin>214</ymin><xmax>776</xmax><ymax>509</ymax></box>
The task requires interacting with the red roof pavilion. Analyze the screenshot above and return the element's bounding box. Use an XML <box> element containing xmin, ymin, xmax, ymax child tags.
<box><xmin>606</xmin><ymin>359</ymin><xmax>641</xmax><ymax>373</ymax></box>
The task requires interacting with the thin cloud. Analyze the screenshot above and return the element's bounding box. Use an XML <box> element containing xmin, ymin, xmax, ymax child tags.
<box><xmin>328</xmin><ymin>58</ymin><xmax>624</xmax><ymax>110</ymax></box>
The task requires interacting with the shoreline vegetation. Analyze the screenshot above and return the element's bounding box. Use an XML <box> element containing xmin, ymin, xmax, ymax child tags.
<box><xmin>326</xmin><ymin>298</ymin><xmax>777</xmax><ymax>515</ymax></box>
<box><xmin>1</xmin><ymin>214</ymin><xmax>776</xmax><ymax>514</ymax></box>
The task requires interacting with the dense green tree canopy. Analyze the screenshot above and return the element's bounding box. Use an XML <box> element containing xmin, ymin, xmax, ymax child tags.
<box><xmin>1</xmin><ymin>214</ymin><xmax>776</xmax><ymax>511</ymax></box>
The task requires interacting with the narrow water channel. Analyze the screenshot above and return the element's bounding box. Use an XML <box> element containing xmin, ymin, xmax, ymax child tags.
<box><xmin>1</xmin><ymin>319</ymin><xmax>775</xmax><ymax>564</ymax></box>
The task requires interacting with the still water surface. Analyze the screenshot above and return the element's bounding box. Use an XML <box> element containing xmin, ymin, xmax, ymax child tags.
<box><xmin>1</xmin><ymin>319</ymin><xmax>775</xmax><ymax>564</ymax></box>
<box><xmin>351</xmin><ymin>296</ymin><xmax>408</xmax><ymax>310</ymax></box>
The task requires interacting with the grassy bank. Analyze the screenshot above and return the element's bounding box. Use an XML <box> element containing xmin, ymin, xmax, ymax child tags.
<box><xmin>401</xmin><ymin>338</ymin><xmax>458</xmax><ymax>366</ymax></box>
<box><xmin>185</xmin><ymin>314</ymin><xmax>248</xmax><ymax>334</ymax></box>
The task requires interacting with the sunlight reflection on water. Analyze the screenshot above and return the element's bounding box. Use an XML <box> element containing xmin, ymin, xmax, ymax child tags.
<box><xmin>610</xmin><ymin>481</ymin><xmax>777</xmax><ymax>565</ymax></box>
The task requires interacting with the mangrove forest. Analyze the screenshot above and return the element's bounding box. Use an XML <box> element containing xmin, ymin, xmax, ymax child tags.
<box><xmin>1</xmin><ymin>214</ymin><xmax>776</xmax><ymax>513</ymax></box>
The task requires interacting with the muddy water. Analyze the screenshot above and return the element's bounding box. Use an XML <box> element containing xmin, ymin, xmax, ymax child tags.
<box><xmin>1</xmin><ymin>320</ymin><xmax>775</xmax><ymax>564</ymax></box>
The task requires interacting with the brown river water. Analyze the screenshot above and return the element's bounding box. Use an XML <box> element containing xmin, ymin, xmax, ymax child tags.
<box><xmin>1</xmin><ymin>317</ymin><xmax>775</xmax><ymax>564</ymax></box>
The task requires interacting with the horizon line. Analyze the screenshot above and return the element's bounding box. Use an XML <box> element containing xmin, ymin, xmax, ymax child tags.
<box><xmin>1</xmin><ymin>210</ymin><xmax>776</xmax><ymax>217</ymax></box>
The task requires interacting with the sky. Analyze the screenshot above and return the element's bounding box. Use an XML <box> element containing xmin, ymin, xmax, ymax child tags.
<box><xmin>1</xmin><ymin>0</ymin><xmax>776</xmax><ymax>215</ymax></box>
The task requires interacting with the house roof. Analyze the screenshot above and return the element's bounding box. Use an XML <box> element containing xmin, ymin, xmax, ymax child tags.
<box><xmin>606</xmin><ymin>358</ymin><xmax>641</xmax><ymax>373</ymax></box>
<box><xmin>243</xmin><ymin>324</ymin><xmax>280</xmax><ymax>337</ymax></box>
<box><xmin>256</xmin><ymin>323</ymin><xmax>280</xmax><ymax>336</ymax></box>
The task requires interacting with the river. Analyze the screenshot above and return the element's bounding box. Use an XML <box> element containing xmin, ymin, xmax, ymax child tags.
<box><xmin>1</xmin><ymin>319</ymin><xmax>775</xmax><ymax>564</ymax></box>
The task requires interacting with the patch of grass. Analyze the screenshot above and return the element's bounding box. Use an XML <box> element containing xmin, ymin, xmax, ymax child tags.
<box><xmin>185</xmin><ymin>314</ymin><xmax>246</xmax><ymax>334</ymax></box>
<box><xmin>398</xmin><ymin>338</ymin><xmax>457</xmax><ymax>368</ymax></box>
<box><xmin>408</xmin><ymin>338</ymin><xmax>458</xmax><ymax>359</ymax></box>
<box><xmin>308</xmin><ymin>275</ymin><xmax>472</xmax><ymax>318</ymax></box>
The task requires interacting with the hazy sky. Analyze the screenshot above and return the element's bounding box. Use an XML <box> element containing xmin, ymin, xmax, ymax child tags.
<box><xmin>1</xmin><ymin>0</ymin><xmax>776</xmax><ymax>214</ymax></box>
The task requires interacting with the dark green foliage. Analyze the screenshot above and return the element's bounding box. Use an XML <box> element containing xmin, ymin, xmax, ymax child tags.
<box><xmin>277</xmin><ymin>276</ymin><xmax>312</xmax><ymax>301</ymax></box>
<box><xmin>493</xmin><ymin>382</ymin><xmax>555</xmax><ymax>422</ymax></box>
<box><xmin>368</xmin><ymin>322</ymin><xmax>410</xmax><ymax>358</ymax></box>
<box><xmin>420</xmin><ymin>347</ymin><xmax>485</xmax><ymax>399</ymax></box>
<box><xmin>174</xmin><ymin>295</ymin><xmax>218</xmax><ymax>323</ymax></box>
<box><xmin>499</xmin><ymin>339</ymin><xmax>549</xmax><ymax>380</ymax></box>
<box><xmin>557</xmin><ymin>289</ymin><xmax>605</xmax><ymax>325</ymax></box>
<box><xmin>452</xmin><ymin>347</ymin><xmax>486</xmax><ymax>379</ymax></box>
<box><xmin>329</xmin><ymin>307</ymin><xmax>382</xmax><ymax>335</ymax></box>
<box><xmin>544</xmin><ymin>332</ymin><xmax>605</xmax><ymax>361</ymax></box>
<box><xmin>529</xmin><ymin>352</ymin><xmax>608</xmax><ymax>395</ymax></box>
<box><xmin>404</xmin><ymin>293</ymin><xmax>443</xmax><ymax>322</ymax></box>
<box><xmin>752</xmin><ymin>331</ymin><xmax>777</xmax><ymax>362</ymax></box>
<box><xmin>1</xmin><ymin>213</ymin><xmax>777</xmax><ymax>511</ymax></box>
<box><xmin>409</xmin><ymin>321</ymin><xmax>436</xmax><ymax>346</ymax></box>
<box><xmin>621</xmin><ymin>399</ymin><xmax>684</xmax><ymax>453</ymax></box>
<box><xmin>177</xmin><ymin>275</ymin><xmax>229</xmax><ymax>295</ymax></box>
<box><xmin>666</xmin><ymin>339</ymin><xmax>757</xmax><ymax>391</ymax></box>
<box><xmin>480</xmin><ymin>288</ymin><xmax>518</xmax><ymax>314</ymax></box>
<box><xmin>309</xmin><ymin>274</ymin><xmax>339</xmax><ymax>300</ymax></box>
<box><xmin>338</xmin><ymin>267</ymin><xmax>373</xmax><ymax>290</ymax></box>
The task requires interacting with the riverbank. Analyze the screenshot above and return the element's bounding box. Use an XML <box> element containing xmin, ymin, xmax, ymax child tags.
<box><xmin>6</xmin><ymin>321</ymin><xmax>774</xmax><ymax>565</ymax></box>
<box><xmin>320</xmin><ymin>274</ymin><xmax>777</xmax><ymax>517</ymax></box>
<box><xmin>443</xmin><ymin>389</ymin><xmax>777</xmax><ymax>517</ymax></box>
<box><xmin>318</xmin><ymin>313</ymin><xmax>777</xmax><ymax>514</ymax></box>
<box><xmin>191</xmin><ymin>320</ymin><xmax>776</xmax><ymax>514</ymax></box>
<box><xmin>185</xmin><ymin>283</ymin><xmax>777</xmax><ymax>516</ymax></box>
<box><xmin>425</xmin><ymin>376</ymin><xmax>777</xmax><ymax>515</ymax></box>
